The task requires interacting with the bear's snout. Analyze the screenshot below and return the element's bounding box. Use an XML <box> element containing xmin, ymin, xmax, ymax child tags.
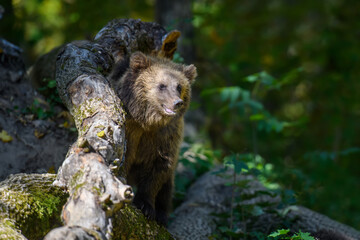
<box><xmin>173</xmin><ymin>99</ymin><xmax>184</xmax><ymax>110</ymax></box>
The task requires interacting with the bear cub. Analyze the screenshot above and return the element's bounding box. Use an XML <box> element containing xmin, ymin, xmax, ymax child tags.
<box><xmin>114</xmin><ymin>52</ymin><xmax>197</xmax><ymax>225</ymax></box>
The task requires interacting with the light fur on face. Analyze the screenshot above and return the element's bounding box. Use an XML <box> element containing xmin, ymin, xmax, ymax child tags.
<box><xmin>129</xmin><ymin>65</ymin><xmax>191</xmax><ymax>129</ymax></box>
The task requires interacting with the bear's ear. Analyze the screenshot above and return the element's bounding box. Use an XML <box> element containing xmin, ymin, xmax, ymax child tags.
<box><xmin>183</xmin><ymin>64</ymin><xmax>197</xmax><ymax>84</ymax></box>
<box><xmin>130</xmin><ymin>52</ymin><xmax>150</xmax><ymax>72</ymax></box>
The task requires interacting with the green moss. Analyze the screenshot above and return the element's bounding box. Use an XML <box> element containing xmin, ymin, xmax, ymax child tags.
<box><xmin>111</xmin><ymin>205</ymin><xmax>174</xmax><ymax>240</ymax></box>
<box><xmin>96</xmin><ymin>66</ymin><xmax>104</xmax><ymax>74</ymax></box>
<box><xmin>71</xmin><ymin>183</ymin><xmax>86</xmax><ymax>199</ymax></box>
<box><xmin>71</xmin><ymin>98</ymin><xmax>108</xmax><ymax>135</ymax></box>
<box><xmin>0</xmin><ymin>174</ymin><xmax>69</xmax><ymax>239</ymax></box>
<box><xmin>69</xmin><ymin>170</ymin><xmax>85</xmax><ymax>190</ymax></box>
<box><xmin>0</xmin><ymin>222</ymin><xmax>25</xmax><ymax>240</ymax></box>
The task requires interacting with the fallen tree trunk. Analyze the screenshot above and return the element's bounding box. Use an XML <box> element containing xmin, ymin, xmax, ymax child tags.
<box><xmin>169</xmin><ymin>168</ymin><xmax>360</xmax><ymax>240</ymax></box>
<box><xmin>0</xmin><ymin>173</ymin><xmax>68</xmax><ymax>239</ymax></box>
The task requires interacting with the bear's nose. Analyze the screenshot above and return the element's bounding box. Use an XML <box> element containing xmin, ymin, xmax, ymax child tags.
<box><xmin>174</xmin><ymin>99</ymin><xmax>184</xmax><ymax>109</ymax></box>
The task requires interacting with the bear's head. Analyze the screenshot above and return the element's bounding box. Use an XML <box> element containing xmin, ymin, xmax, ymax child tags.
<box><xmin>119</xmin><ymin>52</ymin><xmax>197</xmax><ymax>129</ymax></box>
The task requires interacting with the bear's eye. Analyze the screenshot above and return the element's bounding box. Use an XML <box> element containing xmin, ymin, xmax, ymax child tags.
<box><xmin>159</xmin><ymin>84</ymin><xmax>167</xmax><ymax>91</ymax></box>
<box><xmin>177</xmin><ymin>84</ymin><xmax>182</xmax><ymax>93</ymax></box>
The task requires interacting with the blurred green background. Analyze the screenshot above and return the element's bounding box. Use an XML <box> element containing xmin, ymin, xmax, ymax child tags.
<box><xmin>1</xmin><ymin>0</ymin><xmax>359</xmax><ymax>230</ymax></box>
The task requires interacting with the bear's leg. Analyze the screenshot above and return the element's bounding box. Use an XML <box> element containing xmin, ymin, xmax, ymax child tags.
<box><xmin>155</xmin><ymin>178</ymin><xmax>172</xmax><ymax>226</ymax></box>
<box><xmin>133</xmin><ymin>181</ymin><xmax>157</xmax><ymax>220</ymax></box>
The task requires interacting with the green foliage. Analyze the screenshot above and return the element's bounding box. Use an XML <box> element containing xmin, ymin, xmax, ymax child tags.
<box><xmin>174</xmin><ymin>142</ymin><xmax>217</xmax><ymax>206</ymax></box>
<box><xmin>223</xmin><ymin>154</ymin><xmax>249</xmax><ymax>173</ymax></box>
<box><xmin>208</xmin><ymin>153</ymin><xmax>320</xmax><ymax>240</ymax></box>
<box><xmin>5</xmin><ymin>0</ymin><xmax>154</xmax><ymax>60</ymax></box>
<box><xmin>269</xmin><ymin>229</ymin><xmax>315</xmax><ymax>240</ymax></box>
<box><xmin>192</xmin><ymin>0</ymin><xmax>360</xmax><ymax>229</ymax></box>
<box><xmin>173</xmin><ymin>52</ymin><xmax>185</xmax><ymax>63</ymax></box>
<box><xmin>23</xmin><ymin>79</ymin><xmax>62</xmax><ymax>120</ymax></box>
<box><xmin>268</xmin><ymin>229</ymin><xmax>290</xmax><ymax>237</ymax></box>
<box><xmin>210</xmin><ymin>153</ymin><xmax>299</xmax><ymax>240</ymax></box>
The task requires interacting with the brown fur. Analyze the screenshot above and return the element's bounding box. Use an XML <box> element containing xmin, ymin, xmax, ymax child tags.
<box><xmin>115</xmin><ymin>52</ymin><xmax>197</xmax><ymax>225</ymax></box>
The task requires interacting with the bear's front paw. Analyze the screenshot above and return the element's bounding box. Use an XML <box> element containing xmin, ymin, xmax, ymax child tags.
<box><xmin>133</xmin><ymin>197</ymin><xmax>156</xmax><ymax>220</ymax></box>
<box><xmin>155</xmin><ymin>209</ymin><xmax>168</xmax><ymax>226</ymax></box>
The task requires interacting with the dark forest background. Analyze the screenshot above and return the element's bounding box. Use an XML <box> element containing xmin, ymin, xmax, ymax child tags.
<box><xmin>1</xmin><ymin>0</ymin><xmax>359</xmax><ymax>231</ymax></box>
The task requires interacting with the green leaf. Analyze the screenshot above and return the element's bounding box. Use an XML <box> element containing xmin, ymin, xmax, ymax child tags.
<box><xmin>245</xmin><ymin>74</ymin><xmax>259</xmax><ymax>82</ymax></box>
<box><xmin>224</xmin><ymin>154</ymin><xmax>249</xmax><ymax>174</ymax></box>
<box><xmin>249</xmin><ymin>113</ymin><xmax>265</xmax><ymax>121</ymax></box>
<box><xmin>298</xmin><ymin>230</ymin><xmax>315</xmax><ymax>240</ymax></box>
<box><xmin>268</xmin><ymin>229</ymin><xmax>290</xmax><ymax>237</ymax></box>
<box><xmin>244</xmin><ymin>71</ymin><xmax>276</xmax><ymax>87</ymax></box>
<box><xmin>47</xmin><ymin>79</ymin><xmax>57</xmax><ymax>88</ymax></box>
<box><xmin>234</xmin><ymin>160</ymin><xmax>249</xmax><ymax>174</ymax></box>
<box><xmin>244</xmin><ymin>99</ymin><xmax>263</xmax><ymax>110</ymax></box>
<box><xmin>258</xmin><ymin>71</ymin><xmax>276</xmax><ymax>86</ymax></box>
<box><xmin>220</xmin><ymin>87</ymin><xmax>241</xmax><ymax>104</ymax></box>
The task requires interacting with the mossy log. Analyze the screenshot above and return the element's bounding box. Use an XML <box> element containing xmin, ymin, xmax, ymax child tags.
<box><xmin>0</xmin><ymin>174</ymin><xmax>68</xmax><ymax>240</ymax></box>
<box><xmin>0</xmin><ymin>173</ymin><xmax>171</xmax><ymax>240</ymax></box>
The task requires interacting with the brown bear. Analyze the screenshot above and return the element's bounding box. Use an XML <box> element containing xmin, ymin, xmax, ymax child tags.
<box><xmin>114</xmin><ymin>52</ymin><xmax>197</xmax><ymax>225</ymax></box>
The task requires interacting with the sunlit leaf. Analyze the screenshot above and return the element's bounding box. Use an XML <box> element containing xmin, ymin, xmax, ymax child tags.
<box><xmin>220</xmin><ymin>87</ymin><xmax>241</xmax><ymax>104</ymax></box>
<box><xmin>268</xmin><ymin>229</ymin><xmax>290</xmax><ymax>237</ymax></box>
<box><xmin>245</xmin><ymin>74</ymin><xmax>258</xmax><ymax>83</ymax></box>
<box><xmin>47</xmin><ymin>79</ymin><xmax>57</xmax><ymax>88</ymax></box>
<box><xmin>297</xmin><ymin>230</ymin><xmax>315</xmax><ymax>240</ymax></box>
<box><xmin>244</xmin><ymin>99</ymin><xmax>264</xmax><ymax>110</ymax></box>
<box><xmin>258</xmin><ymin>71</ymin><xmax>276</xmax><ymax>86</ymax></box>
<box><xmin>224</xmin><ymin>154</ymin><xmax>249</xmax><ymax>174</ymax></box>
<box><xmin>249</xmin><ymin>113</ymin><xmax>265</xmax><ymax>121</ymax></box>
<box><xmin>0</xmin><ymin>130</ymin><xmax>13</xmax><ymax>143</ymax></box>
